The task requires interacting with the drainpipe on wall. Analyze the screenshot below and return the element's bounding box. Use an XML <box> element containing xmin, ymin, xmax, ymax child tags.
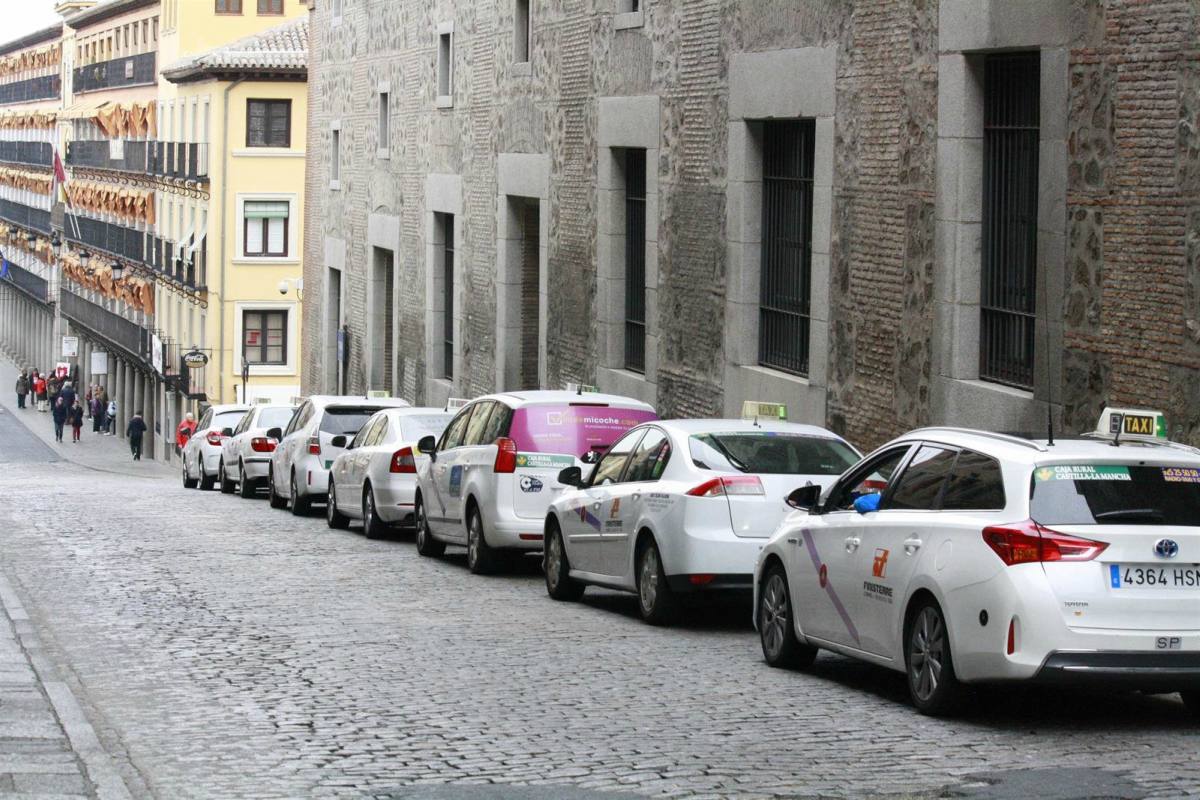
<box><xmin>218</xmin><ymin>78</ymin><xmax>246</xmax><ymax>403</ymax></box>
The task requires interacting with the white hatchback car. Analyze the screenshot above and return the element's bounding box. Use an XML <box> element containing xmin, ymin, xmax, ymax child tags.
<box><xmin>326</xmin><ymin>407</ymin><xmax>454</xmax><ymax>538</ymax></box>
<box><xmin>414</xmin><ymin>391</ymin><xmax>658</xmax><ymax>574</ymax></box>
<box><xmin>217</xmin><ymin>404</ymin><xmax>297</xmax><ymax>498</ymax></box>
<box><xmin>181</xmin><ymin>403</ymin><xmax>250</xmax><ymax>491</ymax></box>
<box><xmin>268</xmin><ymin>395</ymin><xmax>412</xmax><ymax>515</ymax></box>
<box><xmin>542</xmin><ymin>419</ymin><xmax>860</xmax><ymax>623</ymax></box>
<box><xmin>754</xmin><ymin>418</ymin><xmax>1200</xmax><ymax>717</ymax></box>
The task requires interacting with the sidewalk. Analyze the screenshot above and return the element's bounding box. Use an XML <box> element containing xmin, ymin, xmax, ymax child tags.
<box><xmin>0</xmin><ymin>357</ymin><xmax>172</xmax><ymax>480</ymax></box>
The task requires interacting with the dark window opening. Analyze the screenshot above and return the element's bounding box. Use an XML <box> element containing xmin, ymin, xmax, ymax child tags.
<box><xmin>243</xmin><ymin>310</ymin><xmax>287</xmax><ymax>366</ymax></box>
<box><xmin>623</xmin><ymin>148</ymin><xmax>647</xmax><ymax>373</ymax></box>
<box><xmin>247</xmin><ymin>99</ymin><xmax>291</xmax><ymax>148</ymax></box>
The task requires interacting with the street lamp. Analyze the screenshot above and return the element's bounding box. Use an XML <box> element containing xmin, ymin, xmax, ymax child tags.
<box><xmin>111</xmin><ymin>261</ymin><xmax>125</xmax><ymax>281</ymax></box>
<box><xmin>50</xmin><ymin>233</ymin><xmax>62</xmax><ymax>258</ymax></box>
<box><xmin>78</xmin><ymin>250</ymin><xmax>90</xmax><ymax>268</ymax></box>
<box><xmin>25</xmin><ymin>231</ymin><xmax>36</xmax><ymax>246</ymax></box>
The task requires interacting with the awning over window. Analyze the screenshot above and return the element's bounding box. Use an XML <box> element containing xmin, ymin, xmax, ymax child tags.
<box><xmin>245</xmin><ymin>200</ymin><xmax>289</xmax><ymax>219</ymax></box>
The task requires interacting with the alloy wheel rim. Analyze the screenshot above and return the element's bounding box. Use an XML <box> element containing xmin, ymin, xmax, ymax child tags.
<box><xmin>546</xmin><ymin>532</ymin><xmax>562</xmax><ymax>588</ymax></box>
<box><xmin>327</xmin><ymin>487</ymin><xmax>336</xmax><ymax>522</ymax></box>
<box><xmin>365</xmin><ymin>492</ymin><xmax>374</xmax><ymax>522</ymax></box>
<box><xmin>910</xmin><ymin>607</ymin><xmax>944</xmax><ymax>702</ymax></box>
<box><xmin>417</xmin><ymin>503</ymin><xmax>426</xmax><ymax>545</ymax></box>
<box><xmin>761</xmin><ymin>574</ymin><xmax>789</xmax><ymax>657</ymax></box>
<box><xmin>639</xmin><ymin>547</ymin><xmax>658</xmax><ymax>611</ymax></box>
<box><xmin>468</xmin><ymin>516</ymin><xmax>481</xmax><ymax>566</ymax></box>
<box><xmin>291</xmin><ymin>476</ymin><xmax>298</xmax><ymax>507</ymax></box>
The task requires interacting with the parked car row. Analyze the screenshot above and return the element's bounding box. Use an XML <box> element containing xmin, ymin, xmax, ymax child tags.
<box><xmin>183</xmin><ymin>394</ymin><xmax>1200</xmax><ymax>719</ymax></box>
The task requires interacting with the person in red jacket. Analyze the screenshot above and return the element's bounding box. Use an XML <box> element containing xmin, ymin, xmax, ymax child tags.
<box><xmin>175</xmin><ymin>412</ymin><xmax>197</xmax><ymax>454</ymax></box>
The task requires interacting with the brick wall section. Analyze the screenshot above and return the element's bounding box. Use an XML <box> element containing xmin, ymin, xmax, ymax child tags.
<box><xmin>1064</xmin><ymin>0</ymin><xmax>1200</xmax><ymax>444</ymax></box>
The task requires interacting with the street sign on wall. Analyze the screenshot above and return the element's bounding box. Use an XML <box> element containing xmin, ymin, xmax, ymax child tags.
<box><xmin>61</xmin><ymin>336</ymin><xmax>79</xmax><ymax>358</ymax></box>
<box><xmin>90</xmin><ymin>351</ymin><xmax>108</xmax><ymax>375</ymax></box>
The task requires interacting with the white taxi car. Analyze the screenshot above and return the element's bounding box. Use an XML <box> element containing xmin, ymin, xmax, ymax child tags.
<box><xmin>268</xmin><ymin>395</ymin><xmax>412</xmax><ymax>515</ymax></box>
<box><xmin>754</xmin><ymin>409</ymin><xmax>1200</xmax><ymax>717</ymax></box>
<box><xmin>542</xmin><ymin>419</ymin><xmax>860</xmax><ymax>624</ymax></box>
<box><xmin>217</xmin><ymin>403</ymin><xmax>296</xmax><ymax>498</ymax></box>
<box><xmin>181</xmin><ymin>403</ymin><xmax>250</xmax><ymax>491</ymax></box>
<box><xmin>413</xmin><ymin>391</ymin><xmax>657</xmax><ymax>574</ymax></box>
<box><xmin>327</xmin><ymin>407</ymin><xmax>453</xmax><ymax>538</ymax></box>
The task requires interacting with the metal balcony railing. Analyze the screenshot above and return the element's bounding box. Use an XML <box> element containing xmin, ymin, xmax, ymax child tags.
<box><xmin>65</xmin><ymin>140</ymin><xmax>209</xmax><ymax>182</ymax></box>
<box><xmin>64</xmin><ymin>215</ymin><xmax>207</xmax><ymax>291</ymax></box>
<box><xmin>0</xmin><ymin>141</ymin><xmax>53</xmax><ymax>168</ymax></box>
<box><xmin>72</xmin><ymin>52</ymin><xmax>156</xmax><ymax>94</ymax></box>
<box><xmin>6</xmin><ymin>262</ymin><xmax>49</xmax><ymax>303</ymax></box>
<box><xmin>60</xmin><ymin>288</ymin><xmax>150</xmax><ymax>362</ymax></box>
<box><xmin>0</xmin><ymin>199</ymin><xmax>52</xmax><ymax>234</ymax></box>
<box><xmin>0</xmin><ymin>74</ymin><xmax>60</xmax><ymax>106</ymax></box>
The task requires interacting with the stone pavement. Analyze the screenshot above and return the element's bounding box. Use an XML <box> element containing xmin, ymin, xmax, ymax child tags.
<box><xmin>0</xmin><ymin>367</ymin><xmax>1198</xmax><ymax>799</ymax></box>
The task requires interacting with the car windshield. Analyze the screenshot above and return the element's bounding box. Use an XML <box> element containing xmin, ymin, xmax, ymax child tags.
<box><xmin>1030</xmin><ymin>464</ymin><xmax>1200</xmax><ymax>526</ymax></box>
<box><xmin>509</xmin><ymin>404</ymin><xmax>658</xmax><ymax>457</ymax></box>
<box><xmin>689</xmin><ymin>432</ymin><xmax>859</xmax><ymax>475</ymax></box>
<box><xmin>212</xmin><ymin>411</ymin><xmax>245</xmax><ymax>431</ymax></box>
<box><xmin>258</xmin><ymin>408</ymin><xmax>294</xmax><ymax>430</ymax></box>
<box><xmin>320</xmin><ymin>407</ymin><xmax>387</xmax><ymax>435</ymax></box>
<box><xmin>400</xmin><ymin>414</ymin><xmax>454</xmax><ymax>441</ymax></box>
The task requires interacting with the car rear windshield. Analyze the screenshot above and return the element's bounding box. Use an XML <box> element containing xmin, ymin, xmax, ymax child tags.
<box><xmin>258</xmin><ymin>408</ymin><xmax>294</xmax><ymax>430</ymax></box>
<box><xmin>1030</xmin><ymin>464</ymin><xmax>1200</xmax><ymax>526</ymax></box>
<box><xmin>213</xmin><ymin>411</ymin><xmax>245</xmax><ymax>431</ymax></box>
<box><xmin>400</xmin><ymin>414</ymin><xmax>454</xmax><ymax>441</ymax></box>
<box><xmin>509</xmin><ymin>404</ymin><xmax>658</xmax><ymax>457</ymax></box>
<box><xmin>689</xmin><ymin>432</ymin><xmax>858</xmax><ymax>475</ymax></box>
<box><xmin>320</xmin><ymin>407</ymin><xmax>387</xmax><ymax>435</ymax></box>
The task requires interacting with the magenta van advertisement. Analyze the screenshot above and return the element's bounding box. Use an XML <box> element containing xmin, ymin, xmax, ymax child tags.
<box><xmin>509</xmin><ymin>405</ymin><xmax>658</xmax><ymax>457</ymax></box>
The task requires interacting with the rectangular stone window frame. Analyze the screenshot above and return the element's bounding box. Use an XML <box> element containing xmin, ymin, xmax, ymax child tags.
<box><xmin>331</xmin><ymin>0</ymin><xmax>342</xmax><ymax>25</ymax></box>
<box><xmin>494</xmin><ymin>152</ymin><xmax>550</xmax><ymax>392</ymax></box>
<box><xmin>513</xmin><ymin>0</ymin><xmax>530</xmax><ymax>64</ymax></box>
<box><xmin>233</xmin><ymin>299</ymin><xmax>298</xmax><ymax>377</ymax></box>
<box><xmin>234</xmin><ymin>193</ymin><xmax>298</xmax><ymax>264</ymax></box>
<box><xmin>377</xmin><ymin>82</ymin><xmax>390</xmax><ymax>159</ymax></box>
<box><xmin>436</xmin><ymin>22</ymin><xmax>454</xmax><ymax>109</ymax></box>
<box><xmin>366</xmin><ymin>212</ymin><xmax>401</xmax><ymax>397</ymax></box>
<box><xmin>329</xmin><ymin>119</ymin><xmax>341</xmax><ymax>190</ymax></box>
<box><xmin>723</xmin><ymin>47</ymin><xmax>835</xmax><ymax>423</ymax></box>
<box><xmin>614</xmin><ymin>0</ymin><xmax>642</xmax><ymax>31</ymax></box>
<box><xmin>322</xmin><ymin>236</ymin><xmax>346</xmax><ymax>394</ymax></box>
<box><xmin>595</xmin><ymin>95</ymin><xmax>659</xmax><ymax>407</ymax></box>
<box><xmin>425</xmin><ymin>173</ymin><xmax>463</xmax><ymax>404</ymax></box>
<box><xmin>933</xmin><ymin>0</ymin><xmax>1070</xmax><ymax>430</ymax></box>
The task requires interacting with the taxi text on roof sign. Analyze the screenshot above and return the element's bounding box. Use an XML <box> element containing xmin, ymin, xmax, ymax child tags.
<box><xmin>1096</xmin><ymin>407</ymin><xmax>1167</xmax><ymax>440</ymax></box>
<box><xmin>445</xmin><ymin>397</ymin><xmax>470</xmax><ymax>410</ymax></box>
<box><xmin>741</xmin><ymin>401</ymin><xmax>788</xmax><ymax>422</ymax></box>
<box><xmin>367</xmin><ymin>390</ymin><xmax>390</xmax><ymax>399</ymax></box>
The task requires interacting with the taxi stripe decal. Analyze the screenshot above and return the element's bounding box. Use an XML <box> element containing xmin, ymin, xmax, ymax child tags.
<box><xmin>801</xmin><ymin>529</ymin><xmax>861</xmax><ymax>646</ymax></box>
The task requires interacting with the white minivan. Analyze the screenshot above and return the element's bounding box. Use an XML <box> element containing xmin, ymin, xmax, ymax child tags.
<box><xmin>414</xmin><ymin>391</ymin><xmax>657</xmax><ymax>574</ymax></box>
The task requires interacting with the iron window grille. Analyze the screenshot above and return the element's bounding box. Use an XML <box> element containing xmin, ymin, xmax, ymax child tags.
<box><xmin>980</xmin><ymin>51</ymin><xmax>1040</xmax><ymax>390</ymax></box>
<box><xmin>759</xmin><ymin>119</ymin><xmax>815</xmax><ymax>376</ymax></box>
<box><xmin>623</xmin><ymin>148</ymin><xmax>647</xmax><ymax>373</ymax></box>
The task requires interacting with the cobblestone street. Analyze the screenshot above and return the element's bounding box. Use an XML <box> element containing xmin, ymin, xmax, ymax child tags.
<box><xmin>0</xmin><ymin>400</ymin><xmax>1198</xmax><ymax>799</ymax></box>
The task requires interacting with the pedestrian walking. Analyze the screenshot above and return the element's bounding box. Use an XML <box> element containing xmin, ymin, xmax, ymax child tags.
<box><xmin>46</xmin><ymin>375</ymin><xmax>60</xmax><ymax>409</ymax></box>
<box><xmin>106</xmin><ymin>398</ymin><xmax>117</xmax><ymax>435</ymax></box>
<box><xmin>60</xmin><ymin>381</ymin><xmax>76</xmax><ymax>410</ymax></box>
<box><xmin>175</xmin><ymin>412</ymin><xmax>197</xmax><ymax>454</ymax></box>
<box><xmin>70</xmin><ymin>401</ymin><xmax>84</xmax><ymax>443</ymax></box>
<box><xmin>15</xmin><ymin>369</ymin><xmax>28</xmax><ymax>409</ymax></box>
<box><xmin>91</xmin><ymin>394</ymin><xmax>104</xmax><ymax>433</ymax></box>
<box><xmin>127</xmin><ymin>410</ymin><xmax>147</xmax><ymax>460</ymax></box>
<box><xmin>33</xmin><ymin>372</ymin><xmax>47</xmax><ymax>412</ymax></box>
<box><xmin>51</xmin><ymin>397</ymin><xmax>67</xmax><ymax>443</ymax></box>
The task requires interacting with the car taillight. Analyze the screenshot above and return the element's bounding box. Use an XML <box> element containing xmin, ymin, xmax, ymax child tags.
<box><xmin>494</xmin><ymin>437</ymin><xmax>517</xmax><ymax>474</ymax></box>
<box><xmin>206</xmin><ymin>431</ymin><xmax>224</xmax><ymax>447</ymax></box>
<box><xmin>390</xmin><ymin>446</ymin><xmax>417</xmax><ymax>474</ymax></box>
<box><xmin>982</xmin><ymin>519</ymin><xmax>1108</xmax><ymax>566</ymax></box>
<box><xmin>686</xmin><ymin>476</ymin><xmax>765</xmax><ymax>497</ymax></box>
<box><xmin>250</xmin><ymin>437</ymin><xmax>276</xmax><ymax>453</ymax></box>
<box><xmin>308</xmin><ymin>436</ymin><xmax>321</xmax><ymax>456</ymax></box>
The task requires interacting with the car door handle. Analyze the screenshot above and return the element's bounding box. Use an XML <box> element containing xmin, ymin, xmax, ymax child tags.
<box><xmin>592</xmin><ymin>502</ymin><xmax>601</xmax><ymax>510</ymax></box>
<box><xmin>904</xmin><ymin>537</ymin><xmax>922</xmax><ymax>555</ymax></box>
<box><xmin>786</xmin><ymin>537</ymin><xmax>799</xmax><ymax>545</ymax></box>
<box><xmin>845</xmin><ymin>536</ymin><xmax>861</xmax><ymax>553</ymax></box>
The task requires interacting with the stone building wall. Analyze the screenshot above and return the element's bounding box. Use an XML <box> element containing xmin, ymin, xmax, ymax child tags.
<box><xmin>301</xmin><ymin>0</ymin><xmax>1200</xmax><ymax>451</ymax></box>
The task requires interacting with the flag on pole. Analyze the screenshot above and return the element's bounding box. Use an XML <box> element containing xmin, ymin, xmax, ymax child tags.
<box><xmin>53</xmin><ymin>148</ymin><xmax>81</xmax><ymax>241</ymax></box>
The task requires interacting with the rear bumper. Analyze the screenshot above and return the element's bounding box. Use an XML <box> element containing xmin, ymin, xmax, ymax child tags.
<box><xmin>374</xmin><ymin>480</ymin><xmax>417</xmax><ymax>526</ymax></box>
<box><xmin>1034</xmin><ymin>651</ymin><xmax>1200</xmax><ymax>690</ymax></box>
<box><xmin>666</xmin><ymin>574</ymin><xmax>753</xmax><ymax>593</ymax></box>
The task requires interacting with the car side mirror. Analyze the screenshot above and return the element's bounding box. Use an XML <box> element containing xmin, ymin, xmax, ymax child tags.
<box><xmin>854</xmin><ymin>492</ymin><xmax>882</xmax><ymax>514</ymax></box>
<box><xmin>221</xmin><ymin>427</ymin><xmax>234</xmax><ymax>437</ymax></box>
<box><xmin>266</xmin><ymin>427</ymin><xmax>282</xmax><ymax>440</ymax></box>
<box><xmin>418</xmin><ymin>435</ymin><xmax>437</xmax><ymax>460</ymax></box>
<box><xmin>330</xmin><ymin>435</ymin><xmax>348</xmax><ymax>448</ymax></box>
<box><xmin>558</xmin><ymin>466</ymin><xmax>584</xmax><ymax>488</ymax></box>
<box><xmin>786</xmin><ymin>484</ymin><xmax>822</xmax><ymax>510</ymax></box>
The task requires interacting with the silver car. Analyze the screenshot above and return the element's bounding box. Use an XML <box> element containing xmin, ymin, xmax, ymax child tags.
<box><xmin>182</xmin><ymin>403</ymin><xmax>250</xmax><ymax>491</ymax></box>
<box><xmin>326</xmin><ymin>407</ymin><xmax>454</xmax><ymax>537</ymax></box>
<box><xmin>218</xmin><ymin>404</ymin><xmax>297</xmax><ymax>498</ymax></box>
<box><xmin>267</xmin><ymin>395</ymin><xmax>412</xmax><ymax>515</ymax></box>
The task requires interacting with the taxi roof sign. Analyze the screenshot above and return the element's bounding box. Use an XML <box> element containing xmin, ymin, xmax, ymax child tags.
<box><xmin>565</xmin><ymin>382</ymin><xmax>598</xmax><ymax>394</ymax></box>
<box><xmin>367</xmin><ymin>389</ymin><xmax>390</xmax><ymax>399</ymax></box>
<box><xmin>445</xmin><ymin>397</ymin><xmax>470</xmax><ymax>410</ymax></box>
<box><xmin>1097</xmin><ymin>407</ymin><xmax>1167</xmax><ymax>441</ymax></box>
<box><xmin>742</xmin><ymin>401</ymin><xmax>788</xmax><ymax>422</ymax></box>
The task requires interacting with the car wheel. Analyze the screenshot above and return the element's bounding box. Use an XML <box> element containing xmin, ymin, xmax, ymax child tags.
<box><xmin>1181</xmin><ymin>691</ymin><xmax>1200</xmax><ymax>721</ymax></box>
<box><xmin>759</xmin><ymin>564</ymin><xmax>817</xmax><ymax>669</ymax></box>
<box><xmin>290</xmin><ymin>471</ymin><xmax>311</xmax><ymax>516</ymax></box>
<box><xmin>415</xmin><ymin>496</ymin><xmax>445</xmax><ymax>558</ymax></box>
<box><xmin>267</xmin><ymin>468</ymin><xmax>287</xmax><ymax>509</ymax></box>
<box><xmin>905</xmin><ymin>600</ymin><xmax>967</xmax><ymax>716</ymax></box>
<box><xmin>219</xmin><ymin>460</ymin><xmax>236</xmax><ymax>494</ymax></box>
<box><xmin>636</xmin><ymin>539</ymin><xmax>679</xmax><ymax>626</ymax></box>
<box><xmin>238</xmin><ymin>461</ymin><xmax>257</xmax><ymax>499</ymax></box>
<box><xmin>198</xmin><ymin>459</ymin><xmax>216</xmax><ymax>491</ymax></box>
<box><xmin>363</xmin><ymin>486</ymin><xmax>387</xmax><ymax>539</ymax></box>
<box><xmin>544</xmin><ymin>521</ymin><xmax>584</xmax><ymax>601</ymax></box>
<box><xmin>326</xmin><ymin>483</ymin><xmax>350</xmax><ymax>529</ymax></box>
<box><xmin>466</xmin><ymin>506</ymin><xmax>500</xmax><ymax>575</ymax></box>
<box><xmin>182</xmin><ymin>461</ymin><xmax>198</xmax><ymax>490</ymax></box>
